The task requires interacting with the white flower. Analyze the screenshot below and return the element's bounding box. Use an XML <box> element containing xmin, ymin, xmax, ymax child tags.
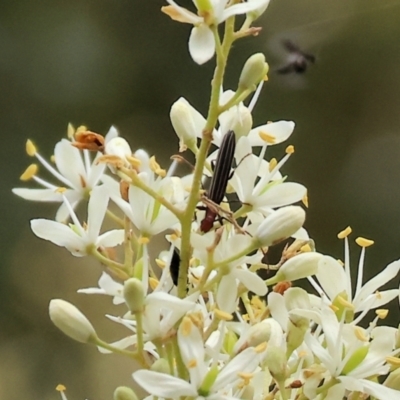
<box><xmin>78</xmin><ymin>272</ymin><xmax>125</xmax><ymax>305</ymax></box>
<box><xmin>230</xmin><ymin>136</ymin><xmax>306</xmax><ymax>216</ymax></box>
<box><xmin>302</xmin><ymin>305</ymin><xmax>400</xmax><ymax>400</ymax></box>
<box><xmin>308</xmin><ymin>229</ymin><xmax>400</xmax><ymax>322</ymax></box>
<box><xmin>13</xmin><ymin>126</ymin><xmax>119</xmax><ymax>222</ymax></box>
<box><xmin>133</xmin><ymin>315</ymin><xmax>266</xmax><ymax>399</ymax></box>
<box><xmin>111</xmin><ymin>172</ymin><xmax>183</xmax><ymax>236</ymax></box>
<box><xmin>30</xmin><ymin>185</ymin><xmax>124</xmax><ymax>257</ymax></box>
<box><xmin>162</xmin><ymin>0</ymin><xmax>271</xmax><ymax>65</ymax></box>
<box><xmin>191</xmin><ymin>228</ymin><xmax>266</xmax><ymax>313</ymax></box>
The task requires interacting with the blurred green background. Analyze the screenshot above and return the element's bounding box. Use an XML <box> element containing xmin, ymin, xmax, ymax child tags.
<box><xmin>2</xmin><ymin>0</ymin><xmax>400</xmax><ymax>398</ymax></box>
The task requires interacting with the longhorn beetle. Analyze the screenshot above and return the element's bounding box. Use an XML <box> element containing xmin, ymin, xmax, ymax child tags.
<box><xmin>200</xmin><ymin>130</ymin><xmax>236</xmax><ymax>232</ymax></box>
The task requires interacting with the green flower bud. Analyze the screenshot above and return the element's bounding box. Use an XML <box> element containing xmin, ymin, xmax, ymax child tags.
<box><xmin>113</xmin><ymin>386</ymin><xmax>139</xmax><ymax>400</ymax></box>
<box><xmin>238</xmin><ymin>53</ymin><xmax>269</xmax><ymax>91</ymax></box>
<box><xmin>265</xmin><ymin>346</ymin><xmax>288</xmax><ymax>382</ymax></box>
<box><xmin>123</xmin><ymin>278</ymin><xmax>144</xmax><ymax>314</ymax></box>
<box><xmin>151</xmin><ymin>358</ymin><xmax>170</xmax><ymax>374</ymax></box>
<box><xmin>49</xmin><ymin>299</ymin><xmax>97</xmax><ymax>344</ymax></box>
<box><xmin>384</xmin><ymin>368</ymin><xmax>400</xmax><ymax>391</ymax></box>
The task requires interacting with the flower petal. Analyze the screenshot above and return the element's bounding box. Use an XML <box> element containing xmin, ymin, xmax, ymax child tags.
<box><xmin>189</xmin><ymin>25</ymin><xmax>215</xmax><ymax>65</ymax></box>
<box><xmin>132</xmin><ymin>370</ymin><xmax>197</xmax><ymax>398</ymax></box>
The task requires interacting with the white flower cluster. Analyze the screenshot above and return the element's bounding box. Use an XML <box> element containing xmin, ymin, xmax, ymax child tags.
<box><xmin>13</xmin><ymin>2</ymin><xmax>400</xmax><ymax>400</ymax></box>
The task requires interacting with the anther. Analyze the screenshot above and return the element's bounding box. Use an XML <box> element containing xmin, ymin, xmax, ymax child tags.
<box><xmin>20</xmin><ymin>164</ymin><xmax>38</xmax><ymax>181</ymax></box>
<box><xmin>337</xmin><ymin>226</ymin><xmax>352</xmax><ymax>239</ymax></box>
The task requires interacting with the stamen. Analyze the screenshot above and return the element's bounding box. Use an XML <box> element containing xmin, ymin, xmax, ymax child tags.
<box><xmin>386</xmin><ymin>356</ymin><xmax>400</xmax><ymax>367</ymax></box>
<box><xmin>187</xmin><ymin>359</ymin><xmax>197</xmax><ymax>368</ymax></box>
<box><xmin>302</xmin><ymin>193</ymin><xmax>309</xmax><ymax>208</ymax></box>
<box><xmin>268</xmin><ymin>158</ymin><xmax>277</xmax><ymax>172</ymax></box>
<box><xmin>337</xmin><ymin>295</ymin><xmax>354</xmax><ymax>310</ymax></box>
<box><xmin>56</xmin><ymin>187</ymin><xmax>67</xmax><ymax>194</ymax></box>
<box><xmin>20</xmin><ymin>164</ymin><xmax>38</xmax><ymax>181</ymax></box>
<box><xmin>355</xmin><ymin>237</ymin><xmax>374</xmax><ymax>247</ymax></box>
<box><xmin>237</xmin><ymin>371</ymin><xmax>253</xmax><ymax>385</ymax></box>
<box><xmin>285</xmin><ymin>145</ymin><xmax>295</xmax><ymax>154</ymax></box>
<box><xmin>155</xmin><ymin>258</ymin><xmax>166</xmax><ymax>269</ymax></box>
<box><xmin>56</xmin><ymin>385</ymin><xmax>66</xmax><ymax>392</ymax></box>
<box><xmin>67</xmin><ymin>123</ymin><xmax>75</xmax><ymax>139</ymax></box>
<box><xmin>337</xmin><ymin>226</ymin><xmax>352</xmax><ymax>239</ymax></box>
<box><xmin>214</xmin><ymin>308</ymin><xmax>233</xmax><ymax>321</ymax></box>
<box><xmin>138</xmin><ymin>237</ymin><xmax>150</xmax><ymax>245</ymax></box>
<box><xmin>354</xmin><ymin>326</ymin><xmax>368</xmax><ymax>342</ymax></box>
<box><xmin>259</xmin><ymin>131</ymin><xmax>276</xmax><ymax>144</ymax></box>
<box><xmin>26</xmin><ymin>139</ymin><xmax>37</xmax><ymax>156</ymax></box>
<box><xmin>254</xmin><ymin>342</ymin><xmax>267</xmax><ymax>353</ymax></box>
<box><xmin>376</xmin><ymin>309</ymin><xmax>388</xmax><ymax>319</ymax></box>
<box><xmin>149</xmin><ymin>277</ymin><xmax>159</xmax><ymax>290</ymax></box>
<box><xmin>181</xmin><ymin>316</ymin><xmax>192</xmax><ymax>336</ymax></box>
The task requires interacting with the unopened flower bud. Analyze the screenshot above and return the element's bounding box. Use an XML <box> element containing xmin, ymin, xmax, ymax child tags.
<box><xmin>238</xmin><ymin>53</ymin><xmax>269</xmax><ymax>91</ymax></box>
<box><xmin>49</xmin><ymin>299</ymin><xmax>96</xmax><ymax>343</ymax></box>
<box><xmin>123</xmin><ymin>278</ymin><xmax>144</xmax><ymax>314</ymax></box>
<box><xmin>170</xmin><ymin>98</ymin><xmax>199</xmax><ymax>152</ymax></box>
<box><xmin>150</xmin><ymin>358</ymin><xmax>170</xmax><ymax>374</ymax></box>
<box><xmin>286</xmin><ymin>317</ymin><xmax>309</xmax><ymax>356</ymax></box>
<box><xmin>384</xmin><ymin>368</ymin><xmax>400</xmax><ymax>391</ymax></box>
<box><xmin>265</xmin><ymin>346</ymin><xmax>288</xmax><ymax>382</ymax></box>
<box><xmin>113</xmin><ymin>386</ymin><xmax>139</xmax><ymax>400</ymax></box>
<box><xmin>105</xmin><ymin>137</ymin><xmax>132</xmax><ymax>160</ymax></box>
<box><xmin>255</xmin><ymin>206</ymin><xmax>306</xmax><ymax>247</ymax></box>
<box><xmin>274</xmin><ymin>252</ymin><xmax>322</xmax><ymax>283</ymax></box>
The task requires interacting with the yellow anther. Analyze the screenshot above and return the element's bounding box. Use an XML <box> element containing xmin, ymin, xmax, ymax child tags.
<box><xmin>376</xmin><ymin>309</ymin><xmax>388</xmax><ymax>319</ymax></box>
<box><xmin>26</xmin><ymin>139</ymin><xmax>37</xmax><ymax>156</ymax></box>
<box><xmin>259</xmin><ymin>131</ymin><xmax>276</xmax><ymax>144</ymax></box>
<box><xmin>67</xmin><ymin>123</ymin><xmax>75</xmax><ymax>139</ymax></box>
<box><xmin>169</xmin><ymin>233</ymin><xmax>179</xmax><ymax>241</ymax></box>
<box><xmin>187</xmin><ymin>359</ymin><xmax>197</xmax><ymax>368</ymax></box>
<box><xmin>254</xmin><ymin>342</ymin><xmax>267</xmax><ymax>353</ymax></box>
<box><xmin>298</xmin><ymin>350</ymin><xmax>308</xmax><ymax>358</ymax></box>
<box><xmin>268</xmin><ymin>158</ymin><xmax>277</xmax><ymax>172</ymax></box>
<box><xmin>149</xmin><ymin>277</ymin><xmax>159</xmax><ymax>291</ymax></box>
<box><xmin>55</xmin><ymin>187</ymin><xmax>67</xmax><ymax>194</ymax></box>
<box><xmin>138</xmin><ymin>237</ymin><xmax>150</xmax><ymax>245</ymax></box>
<box><xmin>237</xmin><ymin>372</ymin><xmax>253</xmax><ymax>385</ymax></box>
<box><xmin>329</xmin><ymin>304</ymin><xmax>339</xmax><ymax>312</ymax></box>
<box><xmin>149</xmin><ymin>156</ymin><xmax>162</xmax><ymax>173</ymax></box>
<box><xmin>355</xmin><ymin>237</ymin><xmax>374</xmax><ymax>247</ymax></box>
<box><xmin>263</xmin><ymin>74</ymin><xmax>269</xmax><ymax>82</ymax></box>
<box><xmin>155</xmin><ymin>258</ymin><xmax>166</xmax><ymax>269</ymax></box>
<box><xmin>386</xmin><ymin>356</ymin><xmax>400</xmax><ymax>367</ymax></box>
<box><xmin>50</xmin><ymin>155</ymin><xmax>56</xmax><ymax>163</ymax></box>
<box><xmin>354</xmin><ymin>326</ymin><xmax>368</xmax><ymax>342</ymax></box>
<box><xmin>20</xmin><ymin>164</ymin><xmax>38</xmax><ymax>181</ymax></box>
<box><xmin>285</xmin><ymin>145</ymin><xmax>295</xmax><ymax>154</ymax></box>
<box><xmin>181</xmin><ymin>316</ymin><xmax>192</xmax><ymax>336</ymax></box>
<box><xmin>56</xmin><ymin>384</ymin><xmax>66</xmax><ymax>392</ymax></box>
<box><xmin>127</xmin><ymin>156</ymin><xmax>142</xmax><ymax>168</ymax></box>
<box><xmin>302</xmin><ymin>194</ymin><xmax>309</xmax><ymax>208</ymax></box>
<box><xmin>337</xmin><ymin>259</ymin><xmax>345</xmax><ymax>266</ymax></box>
<box><xmin>300</xmin><ymin>244</ymin><xmax>312</xmax><ymax>252</ymax></box>
<box><xmin>337</xmin><ymin>226</ymin><xmax>352</xmax><ymax>239</ymax></box>
<box><xmin>242</xmin><ymin>314</ymin><xmax>250</xmax><ymax>321</ymax></box>
<box><xmin>337</xmin><ymin>295</ymin><xmax>354</xmax><ymax>310</ymax></box>
<box><xmin>76</xmin><ymin>125</ymin><xmax>88</xmax><ymax>133</ymax></box>
<box><xmin>251</xmin><ymin>296</ymin><xmax>263</xmax><ymax>309</ymax></box>
<box><xmin>214</xmin><ymin>308</ymin><xmax>233</xmax><ymax>321</ymax></box>
<box><xmin>375</xmin><ymin>290</ymin><xmax>382</xmax><ymax>300</ymax></box>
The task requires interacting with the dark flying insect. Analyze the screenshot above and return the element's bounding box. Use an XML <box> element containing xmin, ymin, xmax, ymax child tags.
<box><xmin>200</xmin><ymin>130</ymin><xmax>236</xmax><ymax>233</ymax></box>
<box><xmin>276</xmin><ymin>40</ymin><xmax>315</xmax><ymax>74</ymax></box>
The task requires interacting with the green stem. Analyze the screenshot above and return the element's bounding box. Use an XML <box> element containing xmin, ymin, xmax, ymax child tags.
<box><xmin>135</xmin><ymin>312</ymin><xmax>144</xmax><ymax>356</ymax></box>
<box><xmin>124</xmin><ymin>216</ymin><xmax>134</xmax><ymax>269</ymax></box>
